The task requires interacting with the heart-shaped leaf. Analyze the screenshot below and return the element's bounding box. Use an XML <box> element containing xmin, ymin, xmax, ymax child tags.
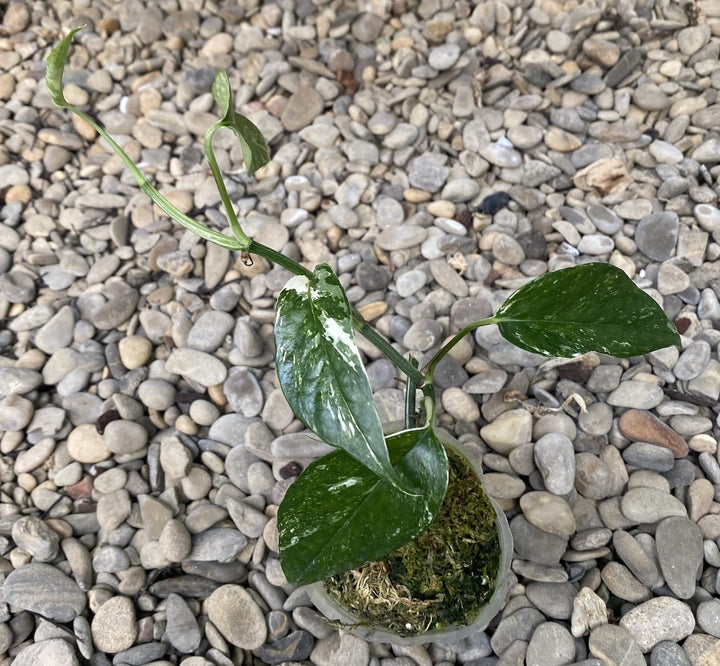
<box><xmin>493</xmin><ymin>263</ymin><xmax>680</xmax><ymax>358</ymax></box>
<box><xmin>275</xmin><ymin>264</ymin><xmax>410</xmax><ymax>490</ymax></box>
<box><xmin>278</xmin><ymin>427</ymin><xmax>448</xmax><ymax>585</ymax></box>
<box><xmin>211</xmin><ymin>71</ymin><xmax>269</xmax><ymax>176</ymax></box>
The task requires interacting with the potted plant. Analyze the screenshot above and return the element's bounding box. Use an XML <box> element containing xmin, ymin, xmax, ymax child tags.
<box><xmin>47</xmin><ymin>29</ymin><xmax>681</xmax><ymax>641</ymax></box>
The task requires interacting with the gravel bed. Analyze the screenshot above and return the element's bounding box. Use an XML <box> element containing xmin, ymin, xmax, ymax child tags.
<box><xmin>1</xmin><ymin>0</ymin><xmax>720</xmax><ymax>664</ymax></box>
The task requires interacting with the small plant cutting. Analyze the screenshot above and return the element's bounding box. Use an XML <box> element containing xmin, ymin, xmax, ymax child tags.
<box><xmin>48</xmin><ymin>29</ymin><xmax>681</xmax><ymax>638</ymax></box>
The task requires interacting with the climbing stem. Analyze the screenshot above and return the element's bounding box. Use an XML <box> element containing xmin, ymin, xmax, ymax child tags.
<box><xmin>204</xmin><ymin>121</ymin><xmax>252</xmax><ymax>247</ymax></box>
<box><xmin>357</xmin><ymin>324</ymin><xmax>427</xmax><ymax>390</ymax></box>
<box><xmin>423</xmin><ymin>317</ymin><xmax>498</xmax><ymax>385</ymax></box>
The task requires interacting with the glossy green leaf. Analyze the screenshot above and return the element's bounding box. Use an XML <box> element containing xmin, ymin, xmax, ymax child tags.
<box><xmin>211</xmin><ymin>71</ymin><xmax>269</xmax><ymax>176</ymax></box>
<box><xmin>493</xmin><ymin>263</ymin><xmax>681</xmax><ymax>358</ymax></box>
<box><xmin>275</xmin><ymin>264</ymin><xmax>410</xmax><ymax>490</ymax></box>
<box><xmin>278</xmin><ymin>427</ymin><xmax>448</xmax><ymax>585</ymax></box>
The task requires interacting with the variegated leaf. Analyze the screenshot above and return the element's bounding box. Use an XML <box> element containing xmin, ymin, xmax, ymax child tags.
<box><xmin>275</xmin><ymin>264</ymin><xmax>408</xmax><ymax>490</ymax></box>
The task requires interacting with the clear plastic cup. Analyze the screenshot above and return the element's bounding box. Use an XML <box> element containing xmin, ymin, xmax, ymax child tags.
<box><xmin>306</xmin><ymin>426</ymin><xmax>513</xmax><ymax>646</ymax></box>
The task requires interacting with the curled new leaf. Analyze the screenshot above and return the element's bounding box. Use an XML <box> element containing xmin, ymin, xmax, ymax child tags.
<box><xmin>46</xmin><ymin>26</ymin><xmax>86</xmax><ymax>107</ymax></box>
<box><xmin>211</xmin><ymin>71</ymin><xmax>269</xmax><ymax>176</ymax></box>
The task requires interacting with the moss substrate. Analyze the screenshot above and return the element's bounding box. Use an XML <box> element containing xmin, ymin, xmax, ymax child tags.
<box><xmin>325</xmin><ymin>448</ymin><xmax>501</xmax><ymax>636</ymax></box>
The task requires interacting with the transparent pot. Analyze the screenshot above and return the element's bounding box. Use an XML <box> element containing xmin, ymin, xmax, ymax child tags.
<box><xmin>306</xmin><ymin>425</ymin><xmax>513</xmax><ymax>646</ymax></box>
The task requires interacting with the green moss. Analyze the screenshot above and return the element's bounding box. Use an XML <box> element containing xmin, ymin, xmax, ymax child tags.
<box><xmin>324</xmin><ymin>448</ymin><xmax>501</xmax><ymax>636</ymax></box>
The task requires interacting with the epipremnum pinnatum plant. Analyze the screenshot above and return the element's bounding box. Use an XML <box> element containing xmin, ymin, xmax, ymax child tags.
<box><xmin>48</xmin><ymin>29</ymin><xmax>682</xmax><ymax>586</ymax></box>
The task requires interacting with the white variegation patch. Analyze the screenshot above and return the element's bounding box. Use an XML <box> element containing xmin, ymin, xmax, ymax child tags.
<box><xmin>319</xmin><ymin>317</ymin><xmax>362</xmax><ymax>367</ymax></box>
<box><xmin>327</xmin><ymin>477</ymin><xmax>361</xmax><ymax>492</ymax></box>
<box><xmin>282</xmin><ymin>274</ymin><xmax>310</xmax><ymax>295</ymax></box>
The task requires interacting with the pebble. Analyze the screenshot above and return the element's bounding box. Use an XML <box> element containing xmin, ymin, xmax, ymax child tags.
<box><xmin>480</xmin><ymin>409</ymin><xmax>533</xmax><ymax>455</ymax></box>
<box><xmin>520</xmin><ymin>491</ymin><xmax>576</xmax><ymax>536</ymax></box>
<box><xmin>619</xmin><ymin>597</ymin><xmax>695</xmax><ymax>652</ymax></box>
<box><xmin>607</xmin><ymin>381</ymin><xmax>664</xmax><ymax>410</ymax></box>
<box><xmin>165</xmin><ymin>348</ymin><xmax>228</xmax><ymax>386</ymax></box>
<box><xmin>589</xmin><ymin>624</ymin><xmax>644</xmax><ymax>664</ymax></box>
<box><xmin>572</xmin><ymin>587</ymin><xmax>608</xmax><ymax>638</ymax></box>
<box><xmin>634</xmin><ymin>213</ymin><xmax>679</xmax><ymax>262</ymax></box>
<box><xmin>206</xmin><ymin>584</ymin><xmax>267</xmax><ymax>649</ymax></box>
<box><xmin>91</xmin><ymin>595</ymin><xmax>137</xmax><ymax>653</ymax></box>
<box><xmin>655</xmin><ymin>517</ymin><xmax>702</xmax><ymax>599</ymax></box>
<box><xmin>674</xmin><ymin>340</ymin><xmax>711</xmax><ymax>380</ymax></box>
<box><xmin>621</xmin><ymin>487</ymin><xmax>687</xmax><ymax>523</ymax></box>
<box><xmin>526</xmin><ymin>622</ymin><xmax>576</xmax><ymax>666</ymax></box>
<box><xmin>165</xmin><ymin>593</ymin><xmax>202</xmax><ymax>653</ymax></box>
<box><xmin>428</xmin><ymin>44</ymin><xmax>460</xmax><ymax>70</ymax></box>
<box><xmin>534</xmin><ymin>433</ymin><xmax>575</xmax><ymax>495</ymax></box>
<box><xmin>103</xmin><ymin>420</ymin><xmax>148</xmax><ymax>455</ymax></box>
<box><xmin>11</xmin><ymin>516</ymin><xmax>59</xmax><ymax>562</ymax></box>
<box><xmin>2</xmin><ymin>563</ymin><xmax>86</xmax><ymax>622</ymax></box>
<box><xmin>187</xmin><ymin>311</ymin><xmax>235</xmax><ymax>352</ymax></box>
<box><xmin>618</xmin><ymin>409</ymin><xmax>689</xmax><ymax>458</ymax></box>
<box><xmin>12</xmin><ymin>639</ymin><xmax>79</xmax><ymax>666</ymax></box>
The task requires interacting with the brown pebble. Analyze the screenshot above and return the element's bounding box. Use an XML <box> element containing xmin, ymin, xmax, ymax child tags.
<box><xmin>618</xmin><ymin>409</ymin><xmax>689</xmax><ymax>458</ymax></box>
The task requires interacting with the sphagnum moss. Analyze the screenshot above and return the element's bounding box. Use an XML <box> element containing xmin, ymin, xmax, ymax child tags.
<box><xmin>325</xmin><ymin>449</ymin><xmax>501</xmax><ymax>636</ymax></box>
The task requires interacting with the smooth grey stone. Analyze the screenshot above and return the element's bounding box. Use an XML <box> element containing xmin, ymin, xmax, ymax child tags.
<box><xmin>602</xmin><ymin>562</ymin><xmax>652</xmax><ymax>603</ymax></box>
<box><xmin>403</xmin><ymin>319</ymin><xmax>443</xmax><ymax>351</ymax></box>
<box><xmin>0</xmin><ymin>270</ymin><xmax>36</xmax><ymax>303</ymax></box>
<box><xmin>182</xmin><ymin>561</ymin><xmax>247</xmax><ymax>583</ymax></box>
<box><xmin>634</xmin><ymin>212</ymin><xmax>679</xmax><ymax>262</ymax></box>
<box><xmin>621</xmin><ymin>487</ymin><xmax>687</xmax><ymax>523</ymax></box>
<box><xmin>266</xmin><ymin>609</ymin><xmax>290</xmax><ymax>641</ymax></box>
<box><xmin>622</xmin><ymin>442</ymin><xmax>675</xmax><ymax>472</ymax></box>
<box><xmin>3</xmin><ymin>563</ymin><xmax>86</xmax><ymax>622</ymax></box>
<box><xmin>149</xmin><ymin>575</ymin><xmax>220</xmax><ymax>598</ymax></box>
<box><xmin>111</xmin><ymin>642</ymin><xmax>167</xmax><ymax>665</ymax></box>
<box><xmin>534</xmin><ymin>432</ymin><xmax>575</xmax><ymax>495</ymax></box>
<box><xmin>650</xmin><ymin>640</ymin><xmax>691</xmax><ymax>666</ymax></box>
<box><xmin>408</xmin><ymin>153</ymin><xmax>450</xmax><ymax>192</ymax></box>
<box><xmin>605</xmin><ymin>48</ymin><xmax>643</xmax><ymax>87</ymax></box>
<box><xmin>187</xmin><ymin>528</ymin><xmax>247</xmax><ymax>563</ymax></box>
<box><xmin>253</xmin><ymin>629</ymin><xmax>314</xmax><ymax>664</ymax></box>
<box><xmin>165</xmin><ymin>593</ymin><xmax>201</xmax><ymax>653</ymax></box>
<box><xmin>34</xmin><ymin>305</ymin><xmax>75</xmax><ymax>354</ymax></box>
<box><xmin>224</xmin><ymin>367</ymin><xmax>264</xmax><ymax>417</ymax></box>
<box><xmin>12</xmin><ymin>639</ymin><xmax>79</xmax><ymax>666</ymax></box>
<box><xmin>525</xmin><ymin>582</ymin><xmax>577</xmax><ymax>619</ymax></box>
<box><xmin>490</xmin><ymin>607</ymin><xmax>545</xmax><ymax>656</ymax></box>
<box><xmin>91</xmin><ymin>545</ymin><xmax>130</xmax><ymax>573</ymax></box>
<box><xmin>589</xmin><ymin>624</ymin><xmax>644</xmax><ymax>665</ymax></box>
<box><xmin>613</xmin><ymin>530</ymin><xmax>661</xmax><ymax>588</ymax></box>
<box><xmin>165</xmin><ymin>348</ymin><xmax>227</xmax><ymax>387</ymax></box>
<box><xmin>208</xmin><ymin>414</ymin><xmax>257</xmax><ymax>448</ymax></box>
<box><xmin>526</xmin><ymin>622</ymin><xmax>576</xmax><ymax>666</ymax></box>
<box><xmin>575</xmin><ymin>452</ymin><xmax>615</xmax><ymax>500</ymax></box>
<box><xmin>656</xmin><ymin>517</ymin><xmax>703</xmax><ymax>599</ymax></box>
<box><xmin>292</xmin><ymin>606</ymin><xmax>333</xmax><ymax>639</ymax></box>
<box><xmin>0</xmin><ymin>367</ymin><xmax>42</xmax><ymax>396</ymax></box>
<box><xmin>510</xmin><ymin>515</ymin><xmax>568</xmax><ymax>565</ymax></box>
<box><xmin>674</xmin><ymin>340</ymin><xmax>711</xmax><ymax>380</ymax></box>
<box><xmin>607</xmin><ymin>381</ymin><xmax>663</xmax><ymax>409</ymax></box>
<box><xmin>618</xmin><ymin>597</ymin><xmax>695</xmax><ymax>652</ymax></box>
<box><xmin>86</xmin><ymin>279</ymin><xmax>139</xmax><ymax>329</ymax></box>
<box><xmin>187</xmin><ymin>310</ymin><xmax>234</xmax><ymax>352</ymax></box>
